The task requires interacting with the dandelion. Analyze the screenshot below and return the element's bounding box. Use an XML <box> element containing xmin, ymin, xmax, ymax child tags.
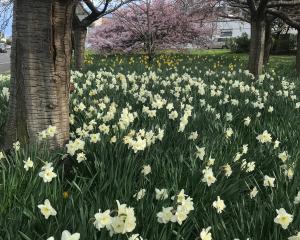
<box><xmin>63</xmin><ymin>191</ymin><xmax>69</xmax><ymax>199</ymax></box>
<box><xmin>38</xmin><ymin>199</ymin><xmax>57</xmax><ymax>219</ymax></box>
<box><xmin>274</xmin><ymin>208</ymin><xmax>293</xmax><ymax>229</ymax></box>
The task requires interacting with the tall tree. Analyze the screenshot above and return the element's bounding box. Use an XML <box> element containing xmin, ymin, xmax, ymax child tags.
<box><xmin>4</xmin><ymin>0</ymin><xmax>77</xmax><ymax>150</ymax></box>
<box><xmin>267</xmin><ymin>7</ymin><xmax>300</xmax><ymax>74</ymax></box>
<box><xmin>88</xmin><ymin>0</ymin><xmax>215</xmax><ymax>60</ymax></box>
<box><xmin>224</xmin><ymin>0</ymin><xmax>300</xmax><ymax>77</ymax></box>
<box><xmin>73</xmin><ymin>0</ymin><xmax>136</xmax><ymax>70</ymax></box>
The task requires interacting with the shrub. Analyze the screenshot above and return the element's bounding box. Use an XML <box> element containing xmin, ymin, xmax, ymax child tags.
<box><xmin>272</xmin><ymin>34</ymin><xmax>296</xmax><ymax>55</ymax></box>
<box><xmin>228</xmin><ymin>33</ymin><xmax>250</xmax><ymax>53</ymax></box>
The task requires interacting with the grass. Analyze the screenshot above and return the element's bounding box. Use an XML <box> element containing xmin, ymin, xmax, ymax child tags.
<box><xmin>0</xmin><ymin>51</ymin><xmax>300</xmax><ymax>240</ymax></box>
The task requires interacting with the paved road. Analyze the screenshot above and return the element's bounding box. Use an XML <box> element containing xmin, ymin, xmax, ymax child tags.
<box><xmin>0</xmin><ymin>50</ymin><xmax>10</xmax><ymax>73</ymax></box>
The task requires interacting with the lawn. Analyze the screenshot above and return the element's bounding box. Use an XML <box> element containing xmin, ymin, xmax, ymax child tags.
<box><xmin>0</xmin><ymin>51</ymin><xmax>300</xmax><ymax>240</ymax></box>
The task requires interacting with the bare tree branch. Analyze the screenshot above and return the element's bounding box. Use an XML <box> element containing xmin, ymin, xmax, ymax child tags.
<box><xmin>267</xmin><ymin>8</ymin><xmax>300</xmax><ymax>29</ymax></box>
<box><xmin>268</xmin><ymin>0</ymin><xmax>300</xmax><ymax>8</ymax></box>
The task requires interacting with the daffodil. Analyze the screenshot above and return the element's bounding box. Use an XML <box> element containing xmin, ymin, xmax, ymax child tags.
<box><xmin>38</xmin><ymin>199</ymin><xmax>57</xmax><ymax>219</ymax></box>
<box><xmin>200</xmin><ymin>226</ymin><xmax>212</xmax><ymax>240</ymax></box>
<box><xmin>23</xmin><ymin>157</ymin><xmax>34</xmax><ymax>171</ymax></box>
<box><xmin>274</xmin><ymin>208</ymin><xmax>293</xmax><ymax>229</ymax></box>
<box><xmin>61</xmin><ymin>230</ymin><xmax>80</xmax><ymax>240</ymax></box>
<box><xmin>212</xmin><ymin>196</ymin><xmax>226</xmax><ymax>214</ymax></box>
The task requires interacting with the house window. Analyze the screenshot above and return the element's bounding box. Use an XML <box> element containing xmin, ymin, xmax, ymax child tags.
<box><xmin>221</xmin><ymin>30</ymin><xmax>233</xmax><ymax>37</ymax></box>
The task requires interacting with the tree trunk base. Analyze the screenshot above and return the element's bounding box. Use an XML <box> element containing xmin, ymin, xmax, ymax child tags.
<box><xmin>73</xmin><ymin>26</ymin><xmax>87</xmax><ymax>70</ymax></box>
<box><xmin>249</xmin><ymin>18</ymin><xmax>266</xmax><ymax>77</ymax></box>
<box><xmin>4</xmin><ymin>0</ymin><xmax>76</xmax><ymax>150</ymax></box>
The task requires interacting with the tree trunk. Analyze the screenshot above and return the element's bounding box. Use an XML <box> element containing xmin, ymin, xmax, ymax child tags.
<box><xmin>73</xmin><ymin>26</ymin><xmax>87</xmax><ymax>70</ymax></box>
<box><xmin>249</xmin><ymin>18</ymin><xmax>266</xmax><ymax>77</ymax></box>
<box><xmin>4</xmin><ymin>0</ymin><xmax>76</xmax><ymax>150</ymax></box>
<box><xmin>263</xmin><ymin>20</ymin><xmax>272</xmax><ymax>65</ymax></box>
<box><xmin>296</xmin><ymin>31</ymin><xmax>300</xmax><ymax>75</ymax></box>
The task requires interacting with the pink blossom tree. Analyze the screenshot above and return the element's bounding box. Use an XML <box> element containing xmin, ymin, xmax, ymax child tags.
<box><xmin>88</xmin><ymin>0</ymin><xmax>216</xmax><ymax>61</ymax></box>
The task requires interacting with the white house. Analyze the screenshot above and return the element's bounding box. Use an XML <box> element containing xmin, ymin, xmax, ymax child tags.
<box><xmin>213</xmin><ymin>20</ymin><xmax>251</xmax><ymax>39</ymax></box>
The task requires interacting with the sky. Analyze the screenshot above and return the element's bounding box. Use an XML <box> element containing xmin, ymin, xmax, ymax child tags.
<box><xmin>4</xmin><ymin>20</ymin><xmax>12</xmax><ymax>37</ymax></box>
<box><xmin>1</xmin><ymin>0</ymin><xmax>128</xmax><ymax>38</ymax></box>
<box><xmin>0</xmin><ymin>3</ymin><xmax>12</xmax><ymax>37</ymax></box>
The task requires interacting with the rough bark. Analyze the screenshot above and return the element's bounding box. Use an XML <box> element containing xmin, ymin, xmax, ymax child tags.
<box><xmin>73</xmin><ymin>26</ymin><xmax>87</xmax><ymax>70</ymax></box>
<box><xmin>263</xmin><ymin>20</ymin><xmax>273</xmax><ymax>65</ymax></box>
<box><xmin>4</xmin><ymin>0</ymin><xmax>76</xmax><ymax>150</ymax></box>
<box><xmin>249</xmin><ymin>17</ymin><xmax>266</xmax><ymax>77</ymax></box>
<box><xmin>296</xmin><ymin>31</ymin><xmax>300</xmax><ymax>75</ymax></box>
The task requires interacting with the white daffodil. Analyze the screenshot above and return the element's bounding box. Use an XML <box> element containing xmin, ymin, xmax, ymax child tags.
<box><xmin>200</xmin><ymin>226</ymin><xmax>213</xmax><ymax>240</ymax></box>
<box><xmin>212</xmin><ymin>196</ymin><xmax>226</xmax><ymax>214</ymax></box>
<box><xmin>38</xmin><ymin>199</ymin><xmax>57</xmax><ymax>219</ymax></box>
<box><xmin>61</xmin><ymin>230</ymin><xmax>80</xmax><ymax>240</ymax></box>
<box><xmin>256</xmin><ymin>130</ymin><xmax>272</xmax><ymax>143</ymax></box>
<box><xmin>39</xmin><ymin>162</ymin><xmax>57</xmax><ymax>183</ymax></box>
<box><xmin>274</xmin><ymin>208</ymin><xmax>293</xmax><ymax>229</ymax></box>
<box><xmin>263</xmin><ymin>175</ymin><xmax>275</xmax><ymax>188</ymax></box>
<box><xmin>23</xmin><ymin>157</ymin><xmax>34</xmax><ymax>171</ymax></box>
<box><xmin>94</xmin><ymin>210</ymin><xmax>112</xmax><ymax>230</ymax></box>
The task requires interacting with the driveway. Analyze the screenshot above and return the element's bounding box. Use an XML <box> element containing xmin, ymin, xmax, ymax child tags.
<box><xmin>0</xmin><ymin>50</ymin><xmax>10</xmax><ymax>73</ymax></box>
